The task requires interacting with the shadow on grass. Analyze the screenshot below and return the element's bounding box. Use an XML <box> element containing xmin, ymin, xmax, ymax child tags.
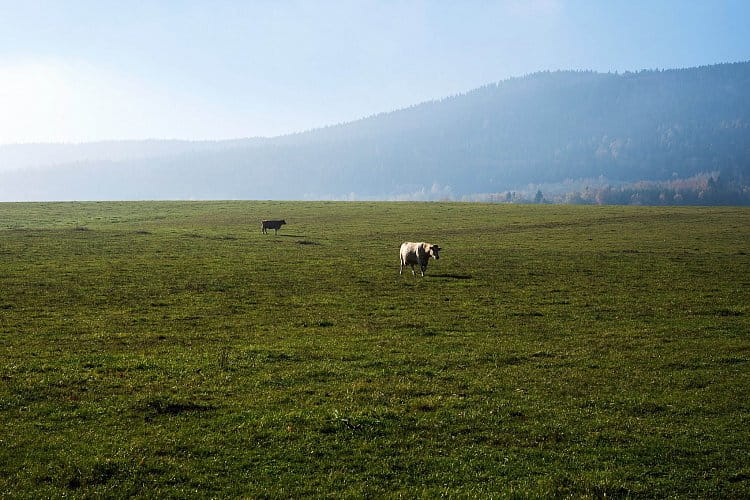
<box><xmin>182</xmin><ymin>232</ymin><xmax>238</xmax><ymax>240</ymax></box>
<box><xmin>430</xmin><ymin>273</ymin><xmax>472</xmax><ymax>280</ymax></box>
<box><xmin>273</xmin><ymin>234</ymin><xmax>321</xmax><ymax>245</ymax></box>
<box><xmin>136</xmin><ymin>396</ymin><xmax>217</xmax><ymax>420</ymax></box>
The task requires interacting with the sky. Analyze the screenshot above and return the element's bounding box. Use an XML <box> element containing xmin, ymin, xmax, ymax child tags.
<box><xmin>1</xmin><ymin>0</ymin><xmax>749</xmax><ymax>144</ymax></box>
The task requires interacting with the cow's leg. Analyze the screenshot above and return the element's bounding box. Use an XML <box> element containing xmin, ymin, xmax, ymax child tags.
<box><xmin>399</xmin><ymin>261</ymin><xmax>403</xmax><ymax>275</ymax></box>
<box><xmin>410</xmin><ymin>264</ymin><xmax>416</xmax><ymax>276</ymax></box>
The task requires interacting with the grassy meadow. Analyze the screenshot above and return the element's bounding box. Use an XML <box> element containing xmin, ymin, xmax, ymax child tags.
<box><xmin>0</xmin><ymin>201</ymin><xmax>748</xmax><ymax>497</ymax></box>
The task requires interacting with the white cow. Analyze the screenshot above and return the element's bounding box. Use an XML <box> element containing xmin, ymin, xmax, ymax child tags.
<box><xmin>399</xmin><ymin>242</ymin><xmax>441</xmax><ymax>277</ymax></box>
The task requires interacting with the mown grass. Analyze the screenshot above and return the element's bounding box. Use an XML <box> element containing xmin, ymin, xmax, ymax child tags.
<box><xmin>0</xmin><ymin>201</ymin><xmax>748</xmax><ymax>497</ymax></box>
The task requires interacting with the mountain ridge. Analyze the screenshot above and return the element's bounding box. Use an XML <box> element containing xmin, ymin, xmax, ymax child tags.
<box><xmin>2</xmin><ymin>61</ymin><xmax>749</xmax><ymax>203</ymax></box>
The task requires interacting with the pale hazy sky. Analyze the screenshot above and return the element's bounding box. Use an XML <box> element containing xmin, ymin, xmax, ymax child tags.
<box><xmin>1</xmin><ymin>0</ymin><xmax>748</xmax><ymax>144</ymax></box>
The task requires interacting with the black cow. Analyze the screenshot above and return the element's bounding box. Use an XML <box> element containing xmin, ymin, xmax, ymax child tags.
<box><xmin>261</xmin><ymin>219</ymin><xmax>286</xmax><ymax>235</ymax></box>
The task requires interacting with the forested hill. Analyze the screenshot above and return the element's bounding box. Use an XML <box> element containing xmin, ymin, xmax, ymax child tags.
<box><xmin>2</xmin><ymin>61</ymin><xmax>749</xmax><ymax>202</ymax></box>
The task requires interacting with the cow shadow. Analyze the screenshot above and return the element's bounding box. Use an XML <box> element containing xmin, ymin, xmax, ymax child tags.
<box><xmin>430</xmin><ymin>273</ymin><xmax>472</xmax><ymax>280</ymax></box>
<box><xmin>274</xmin><ymin>234</ymin><xmax>322</xmax><ymax>246</ymax></box>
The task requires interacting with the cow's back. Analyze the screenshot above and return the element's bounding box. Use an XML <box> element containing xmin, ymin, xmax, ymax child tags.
<box><xmin>400</xmin><ymin>242</ymin><xmax>423</xmax><ymax>264</ymax></box>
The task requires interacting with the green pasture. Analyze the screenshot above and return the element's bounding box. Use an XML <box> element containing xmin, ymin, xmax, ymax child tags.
<box><xmin>0</xmin><ymin>201</ymin><xmax>748</xmax><ymax>497</ymax></box>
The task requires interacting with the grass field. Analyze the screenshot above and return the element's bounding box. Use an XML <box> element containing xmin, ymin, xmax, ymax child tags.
<box><xmin>1</xmin><ymin>201</ymin><xmax>749</xmax><ymax>497</ymax></box>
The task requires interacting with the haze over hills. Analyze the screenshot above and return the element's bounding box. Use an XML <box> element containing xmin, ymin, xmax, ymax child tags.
<box><xmin>0</xmin><ymin>138</ymin><xmax>268</xmax><ymax>172</ymax></box>
<box><xmin>2</xmin><ymin>62</ymin><xmax>749</xmax><ymax>203</ymax></box>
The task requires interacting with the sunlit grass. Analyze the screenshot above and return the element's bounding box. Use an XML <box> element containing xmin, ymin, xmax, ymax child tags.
<box><xmin>1</xmin><ymin>201</ymin><xmax>748</xmax><ymax>496</ymax></box>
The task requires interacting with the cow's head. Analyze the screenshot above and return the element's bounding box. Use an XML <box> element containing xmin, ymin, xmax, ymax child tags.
<box><xmin>429</xmin><ymin>244</ymin><xmax>441</xmax><ymax>260</ymax></box>
<box><xmin>280</xmin><ymin>220</ymin><xmax>287</xmax><ymax>225</ymax></box>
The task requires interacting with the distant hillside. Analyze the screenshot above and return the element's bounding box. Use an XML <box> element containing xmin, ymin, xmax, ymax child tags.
<box><xmin>2</xmin><ymin>62</ymin><xmax>749</xmax><ymax>203</ymax></box>
<box><xmin>0</xmin><ymin>138</ymin><xmax>266</xmax><ymax>171</ymax></box>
